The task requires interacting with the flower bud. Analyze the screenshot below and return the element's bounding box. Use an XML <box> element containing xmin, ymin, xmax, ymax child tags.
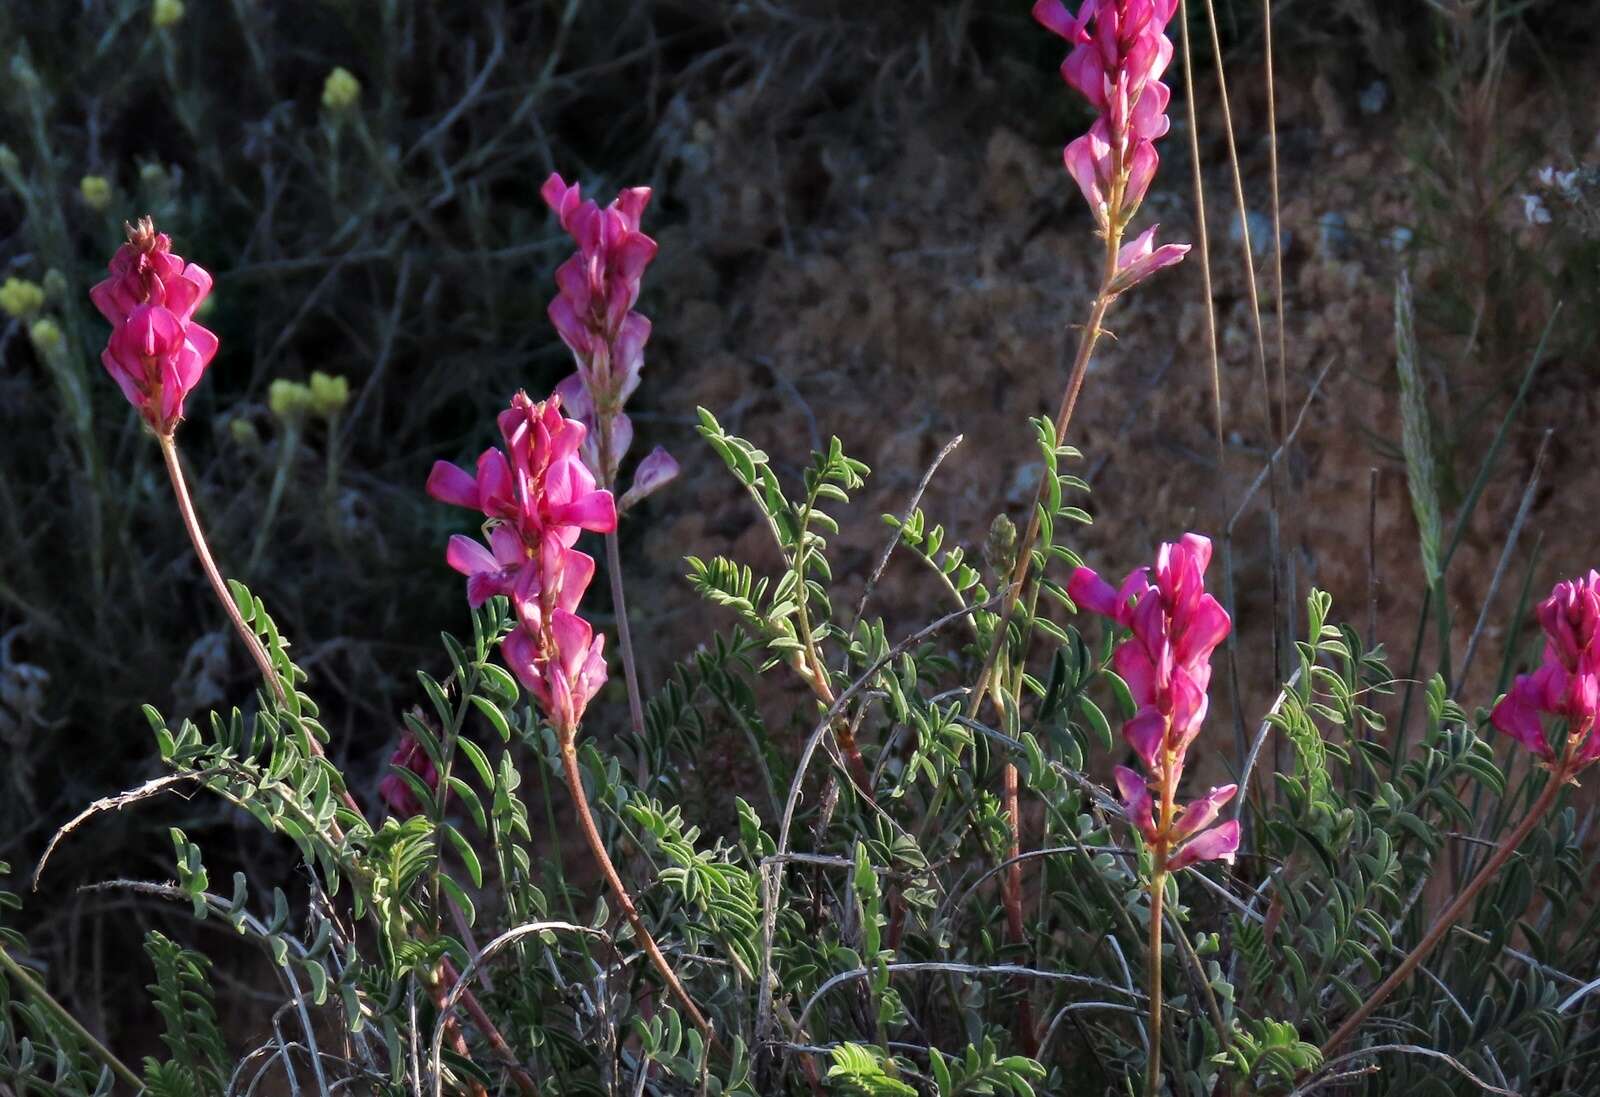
<box><xmin>0</xmin><ymin>277</ymin><xmax>44</xmax><ymax>318</ymax></box>
<box><xmin>27</xmin><ymin>317</ymin><xmax>62</xmax><ymax>352</ymax></box>
<box><xmin>984</xmin><ymin>512</ymin><xmax>1018</xmax><ymax>577</ymax></box>
<box><xmin>308</xmin><ymin>371</ymin><xmax>350</xmax><ymax>418</ymax></box>
<box><xmin>41</xmin><ymin>269</ymin><xmax>67</xmax><ymax>301</ymax></box>
<box><xmin>80</xmin><ymin>175</ymin><xmax>112</xmax><ymax>211</ymax></box>
<box><xmin>228</xmin><ymin>416</ymin><xmax>261</xmax><ymax>448</ymax></box>
<box><xmin>268</xmin><ymin>379</ymin><xmax>313</xmax><ymax>423</ymax></box>
<box><xmin>322</xmin><ymin>67</ymin><xmax>361</xmax><ymax>112</ymax></box>
<box><xmin>152</xmin><ymin>0</ymin><xmax>184</xmax><ymax>28</ymax></box>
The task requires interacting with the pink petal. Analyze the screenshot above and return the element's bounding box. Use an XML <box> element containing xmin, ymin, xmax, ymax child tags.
<box><xmin>1063</xmin><ymin>132</ymin><xmax>1108</xmax><ymax>224</ymax></box>
<box><xmin>426</xmin><ymin>461</ymin><xmax>480</xmax><ymax>509</ymax></box>
<box><xmin>1170</xmin><ymin>819</ymin><xmax>1240</xmax><ymax>870</ymax></box>
<box><xmin>547</xmin><ymin>488</ymin><xmax>617</xmax><ymax>534</ymax></box>
<box><xmin>1067</xmin><ymin>566</ymin><xmax>1123</xmax><ymax>620</ymax></box>
<box><xmin>445</xmin><ymin>534</ymin><xmax>499</xmax><ymax>578</ymax></box>
<box><xmin>1123</xmin><ymin>141</ymin><xmax>1159</xmax><ymax>215</ymax></box>
<box><xmin>1113</xmin><ymin>765</ymin><xmax>1156</xmax><ymax>841</ymax></box>
<box><xmin>619</xmin><ymin>446</ymin><xmax>679</xmax><ymax>511</ymax></box>
<box><xmin>1171</xmin><ymin>784</ymin><xmax>1236</xmax><ymax>843</ymax></box>
<box><xmin>1490</xmin><ymin>678</ymin><xmax>1555</xmax><ymax>761</ymax></box>
<box><xmin>1124</xmin><ymin>707</ymin><xmax>1166</xmax><ymax>770</ymax></box>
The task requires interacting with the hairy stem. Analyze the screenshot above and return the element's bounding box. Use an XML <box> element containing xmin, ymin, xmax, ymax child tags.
<box><xmin>0</xmin><ymin>946</ymin><xmax>143</xmax><ymax>1093</ymax></box>
<box><xmin>160</xmin><ymin>432</ymin><xmax>286</xmax><ymax>705</ymax></box>
<box><xmin>559</xmin><ymin>737</ymin><xmax>714</xmax><ymax>1042</ymax></box>
<box><xmin>1319</xmin><ymin>763</ymin><xmax>1567</xmax><ymax>1057</ymax></box>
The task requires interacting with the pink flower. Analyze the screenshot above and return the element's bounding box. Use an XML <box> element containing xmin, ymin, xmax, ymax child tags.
<box><xmin>1492</xmin><ymin>571</ymin><xmax>1600</xmax><ymax>766</ymax></box>
<box><xmin>90</xmin><ymin>217</ymin><xmax>213</xmax><ymax>327</ymax></box>
<box><xmin>619</xmin><ymin>446</ymin><xmax>680</xmax><ymax>512</ymax></box>
<box><xmin>430</xmin><ymin>392</ymin><xmax>616</xmax><ymax>738</ymax></box>
<box><xmin>502</xmin><ymin>609</ymin><xmax>608</xmax><ymax>737</ymax></box>
<box><xmin>1169</xmin><ymin>820</ymin><xmax>1240</xmax><ymax>870</ymax></box>
<box><xmin>543</xmin><ymin>173</ymin><xmax>674</xmax><ymax>498</ymax></box>
<box><xmin>1075</xmin><ymin>533</ymin><xmax>1236</xmax><ymax>869</ymax></box>
<box><xmin>542</xmin><ymin>175</ymin><xmax>656</xmax><ymax>410</ymax></box>
<box><xmin>379</xmin><ymin>734</ymin><xmax>439</xmax><ymax>817</ymax></box>
<box><xmin>1109</xmin><ymin>224</ymin><xmax>1190</xmax><ymax>294</ymax></box>
<box><xmin>90</xmin><ymin>219</ymin><xmax>219</xmax><ymax>435</ymax></box>
<box><xmin>427</xmin><ymin>392</ymin><xmax>616</xmax><ymax>607</ymax></box>
<box><xmin>1034</xmin><ymin>0</ymin><xmax>1187</xmax><ymax>282</ymax></box>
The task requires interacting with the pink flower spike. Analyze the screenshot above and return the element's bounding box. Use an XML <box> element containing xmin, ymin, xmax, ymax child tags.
<box><xmin>1490</xmin><ymin>571</ymin><xmax>1600</xmax><ymax>768</ymax></box>
<box><xmin>100</xmin><ymin>301</ymin><xmax>216</xmax><ymax>436</ymax></box>
<box><xmin>1114</xmin><ymin>765</ymin><xmax>1157</xmax><ymax>842</ymax></box>
<box><xmin>620</xmin><ymin>446</ymin><xmax>680</xmax><ymax>512</ymax></box>
<box><xmin>1169</xmin><ymin>819</ymin><xmax>1240</xmax><ymax>870</ymax></box>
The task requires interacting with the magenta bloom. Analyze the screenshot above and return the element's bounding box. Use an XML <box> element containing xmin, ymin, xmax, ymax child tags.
<box><xmin>428</xmin><ymin>392</ymin><xmax>616</xmax><ymax>608</ymax></box>
<box><xmin>429</xmin><ymin>392</ymin><xmax>616</xmax><ymax>737</ymax></box>
<box><xmin>1491</xmin><ymin>571</ymin><xmax>1600</xmax><ymax>766</ymax></box>
<box><xmin>1072</xmin><ymin>533</ymin><xmax>1238</xmax><ymax>868</ymax></box>
<box><xmin>90</xmin><ymin>218</ymin><xmax>219</xmax><ymax>435</ymax></box>
<box><xmin>542</xmin><ymin>172</ymin><xmax>675</xmax><ymax>504</ymax></box>
<box><xmin>379</xmin><ymin>734</ymin><xmax>439</xmax><ymax>818</ymax></box>
<box><xmin>502</xmin><ymin>607</ymin><xmax>609</xmax><ymax>738</ymax></box>
<box><xmin>1034</xmin><ymin>0</ymin><xmax>1186</xmax><ymax>288</ymax></box>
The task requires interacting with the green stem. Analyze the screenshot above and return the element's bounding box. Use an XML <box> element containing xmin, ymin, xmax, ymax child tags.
<box><xmin>0</xmin><ymin>946</ymin><xmax>143</xmax><ymax>1092</ymax></box>
<box><xmin>1146</xmin><ymin>866</ymin><xmax>1166</xmax><ymax>1097</ymax></box>
<box><xmin>247</xmin><ymin>420</ymin><xmax>299</xmax><ymax>576</ymax></box>
<box><xmin>596</xmin><ymin>415</ymin><xmax>649</xmax><ymax>759</ymax></box>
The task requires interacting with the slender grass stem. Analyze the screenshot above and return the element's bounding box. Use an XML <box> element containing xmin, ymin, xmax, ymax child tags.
<box><xmin>0</xmin><ymin>945</ymin><xmax>144</xmax><ymax>1093</ymax></box>
<box><xmin>247</xmin><ymin>419</ymin><xmax>300</xmax><ymax>577</ymax></box>
<box><xmin>596</xmin><ymin>415</ymin><xmax>649</xmax><ymax>761</ymax></box>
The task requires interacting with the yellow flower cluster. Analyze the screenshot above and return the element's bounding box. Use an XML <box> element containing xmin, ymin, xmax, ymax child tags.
<box><xmin>270</xmin><ymin>371</ymin><xmax>351</xmax><ymax>422</ymax></box>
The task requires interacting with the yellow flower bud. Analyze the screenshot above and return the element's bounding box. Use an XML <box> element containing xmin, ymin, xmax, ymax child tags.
<box><xmin>80</xmin><ymin>175</ymin><xmax>112</xmax><ymax>211</ymax></box>
<box><xmin>152</xmin><ymin>0</ymin><xmax>184</xmax><ymax>28</ymax></box>
<box><xmin>27</xmin><ymin>317</ymin><xmax>62</xmax><ymax>352</ymax></box>
<box><xmin>268</xmin><ymin>379</ymin><xmax>314</xmax><ymax>422</ymax></box>
<box><xmin>229</xmin><ymin>417</ymin><xmax>261</xmax><ymax>448</ymax></box>
<box><xmin>0</xmin><ymin>277</ymin><xmax>45</xmax><ymax>319</ymax></box>
<box><xmin>308</xmin><ymin>371</ymin><xmax>350</xmax><ymax>418</ymax></box>
<box><xmin>321</xmin><ymin>67</ymin><xmax>361</xmax><ymax>112</ymax></box>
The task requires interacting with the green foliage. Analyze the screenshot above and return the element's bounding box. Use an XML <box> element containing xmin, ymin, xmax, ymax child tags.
<box><xmin>141</xmin><ymin>932</ymin><xmax>228</xmax><ymax>1097</ymax></box>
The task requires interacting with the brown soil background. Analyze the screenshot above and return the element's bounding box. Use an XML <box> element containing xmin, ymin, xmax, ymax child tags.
<box><xmin>605</xmin><ymin>62</ymin><xmax>1596</xmax><ymax>795</ymax></box>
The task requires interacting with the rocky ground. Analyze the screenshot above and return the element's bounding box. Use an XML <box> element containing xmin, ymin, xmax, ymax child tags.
<box><xmin>602</xmin><ymin>57</ymin><xmax>1594</xmax><ymax>796</ymax></box>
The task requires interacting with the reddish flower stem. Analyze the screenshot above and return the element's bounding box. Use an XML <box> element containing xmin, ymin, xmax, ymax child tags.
<box><xmin>558</xmin><ymin>737</ymin><xmax>714</xmax><ymax>1043</ymax></box>
<box><xmin>1319</xmin><ymin>762</ymin><xmax>1569</xmax><ymax>1059</ymax></box>
<box><xmin>159</xmin><ymin>431</ymin><xmax>286</xmax><ymax>707</ymax></box>
<box><xmin>971</xmin><ymin>199</ymin><xmax>1125</xmax><ymax>1059</ymax></box>
<box><xmin>162</xmin><ymin>431</ymin><xmax>541</xmax><ymax>1095</ymax></box>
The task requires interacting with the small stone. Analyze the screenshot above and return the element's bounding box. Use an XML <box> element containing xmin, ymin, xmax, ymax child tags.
<box><xmin>1317</xmin><ymin>211</ymin><xmax>1352</xmax><ymax>260</ymax></box>
<box><xmin>1358</xmin><ymin>80</ymin><xmax>1389</xmax><ymax>115</ymax></box>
